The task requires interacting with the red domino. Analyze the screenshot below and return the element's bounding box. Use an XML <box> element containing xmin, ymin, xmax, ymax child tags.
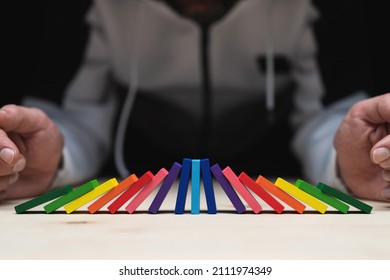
<box><xmin>126</xmin><ymin>168</ymin><xmax>168</xmax><ymax>214</ymax></box>
<box><xmin>222</xmin><ymin>166</ymin><xmax>262</xmax><ymax>214</ymax></box>
<box><xmin>238</xmin><ymin>172</ymin><xmax>285</xmax><ymax>214</ymax></box>
<box><xmin>107</xmin><ymin>171</ymin><xmax>154</xmax><ymax>214</ymax></box>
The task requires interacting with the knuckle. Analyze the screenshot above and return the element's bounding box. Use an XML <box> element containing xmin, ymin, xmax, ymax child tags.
<box><xmin>380</xmin><ymin>94</ymin><xmax>390</xmax><ymax>110</ymax></box>
<box><xmin>0</xmin><ymin>104</ymin><xmax>20</xmax><ymax>120</ymax></box>
<box><xmin>348</xmin><ymin>101</ymin><xmax>365</xmax><ymax>118</ymax></box>
<box><xmin>1</xmin><ymin>104</ymin><xmax>19</xmax><ymax>112</ymax></box>
<box><xmin>30</xmin><ymin>107</ymin><xmax>51</xmax><ymax>127</ymax></box>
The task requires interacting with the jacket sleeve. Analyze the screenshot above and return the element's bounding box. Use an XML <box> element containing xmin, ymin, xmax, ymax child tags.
<box><xmin>289</xmin><ymin>3</ymin><xmax>366</xmax><ymax>191</ymax></box>
<box><xmin>24</xmin><ymin>2</ymin><xmax>119</xmax><ymax>187</ymax></box>
<box><xmin>292</xmin><ymin>91</ymin><xmax>367</xmax><ymax>192</ymax></box>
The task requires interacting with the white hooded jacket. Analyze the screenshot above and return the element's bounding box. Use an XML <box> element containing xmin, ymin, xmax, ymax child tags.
<box><xmin>25</xmin><ymin>0</ymin><xmax>366</xmax><ymax>190</ymax></box>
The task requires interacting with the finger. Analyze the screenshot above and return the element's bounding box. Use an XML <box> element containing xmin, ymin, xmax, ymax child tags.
<box><xmin>382</xmin><ymin>170</ymin><xmax>390</xmax><ymax>182</ymax></box>
<box><xmin>351</xmin><ymin>93</ymin><xmax>390</xmax><ymax>124</ymax></box>
<box><xmin>371</xmin><ymin>134</ymin><xmax>390</xmax><ymax>164</ymax></box>
<box><xmin>0</xmin><ymin>104</ymin><xmax>50</xmax><ymax>135</ymax></box>
<box><xmin>0</xmin><ymin>173</ymin><xmax>19</xmax><ymax>192</ymax></box>
<box><xmin>0</xmin><ymin>129</ymin><xmax>26</xmax><ymax>176</ymax></box>
<box><xmin>0</xmin><ymin>129</ymin><xmax>20</xmax><ymax>161</ymax></box>
<box><xmin>0</xmin><ymin>153</ymin><xmax>26</xmax><ymax>176</ymax></box>
<box><xmin>0</xmin><ymin>129</ymin><xmax>24</xmax><ymax>175</ymax></box>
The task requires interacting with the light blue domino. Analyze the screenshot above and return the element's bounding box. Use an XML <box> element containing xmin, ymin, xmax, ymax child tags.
<box><xmin>191</xmin><ymin>159</ymin><xmax>201</xmax><ymax>214</ymax></box>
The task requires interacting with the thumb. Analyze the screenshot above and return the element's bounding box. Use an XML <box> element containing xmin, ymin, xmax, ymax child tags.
<box><xmin>356</xmin><ymin>93</ymin><xmax>390</xmax><ymax>125</ymax></box>
<box><xmin>0</xmin><ymin>128</ymin><xmax>21</xmax><ymax>167</ymax></box>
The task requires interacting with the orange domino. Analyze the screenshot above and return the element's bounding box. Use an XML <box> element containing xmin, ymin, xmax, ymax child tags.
<box><xmin>126</xmin><ymin>168</ymin><xmax>169</xmax><ymax>214</ymax></box>
<box><xmin>222</xmin><ymin>166</ymin><xmax>262</xmax><ymax>214</ymax></box>
<box><xmin>256</xmin><ymin>175</ymin><xmax>306</xmax><ymax>214</ymax></box>
<box><xmin>88</xmin><ymin>174</ymin><xmax>138</xmax><ymax>214</ymax></box>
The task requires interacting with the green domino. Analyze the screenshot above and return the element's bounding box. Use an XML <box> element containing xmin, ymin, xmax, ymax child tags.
<box><xmin>317</xmin><ymin>182</ymin><xmax>373</xmax><ymax>214</ymax></box>
<box><xmin>14</xmin><ymin>185</ymin><xmax>73</xmax><ymax>214</ymax></box>
<box><xmin>295</xmin><ymin>180</ymin><xmax>350</xmax><ymax>214</ymax></box>
<box><xmin>44</xmin><ymin>179</ymin><xmax>99</xmax><ymax>214</ymax></box>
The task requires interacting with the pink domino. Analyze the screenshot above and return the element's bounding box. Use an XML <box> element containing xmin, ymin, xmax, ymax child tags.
<box><xmin>125</xmin><ymin>168</ymin><xmax>169</xmax><ymax>214</ymax></box>
<box><xmin>222</xmin><ymin>166</ymin><xmax>262</xmax><ymax>214</ymax></box>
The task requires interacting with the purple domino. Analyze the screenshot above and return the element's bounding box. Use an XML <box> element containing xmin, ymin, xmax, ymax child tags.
<box><xmin>149</xmin><ymin>162</ymin><xmax>182</xmax><ymax>214</ymax></box>
<box><xmin>210</xmin><ymin>163</ymin><xmax>246</xmax><ymax>214</ymax></box>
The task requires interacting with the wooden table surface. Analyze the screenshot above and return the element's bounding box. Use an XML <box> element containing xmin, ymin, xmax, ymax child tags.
<box><xmin>1</xmin><ymin>182</ymin><xmax>389</xmax><ymax>260</ymax></box>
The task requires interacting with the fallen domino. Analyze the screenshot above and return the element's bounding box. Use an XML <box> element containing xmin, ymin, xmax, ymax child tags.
<box><xmin>149</xmin><ymin>162</ymin><xmax>182</xmax><ymax>214</ymax></box>
<box><xmin>274</xmin><ymin>177</ymin><xmax>328</xmax><ymax>214</ymax></box>
<box><xmin>295</xmin><ymin>179</ymin><xmax>350</xmax><ymax>214</ymax></box>
<box><xmin>88</xmin><ymin>174</ymin><xmax>138</xmax><ymax>214</ymax></box>
<box><xmin>14</xmin><ymin>158</ymin><xmax>373</xmax><ymax>215</ymax></box>
<box><xmin>256</xmin><ymin>175</ymin><xmax>306</xmax><ymax>214</ymax></box>
<box><xmin>64</xmin><ymin>178</ymin><xmax>118</xmax><ymax>214</ymax></box>
<box><xmin>126</xmin><ymin>168</ymin><xmax>168</xmax><ymax>214</ymax></box>
<box><xmin>239</xmin><ymin>172</ymin><xmax>284</xmax><ymax>214</ymax></box>
<box><xmin>317</xmin><ymin>182</ymin><xmax>372</xmax><ymax>214</ymax></box>
<box><xmin>15</xmin><ymin>185</ymin><xmax>73</xmax><ymax>214</ymax></box>
<box><xmin>44</xmin><ymin>179</ymin><xmax>99</xmax><ymax>214</ymax></box>
<box><xmin>222</xmin><ymin>166</ymin><xmax>262</xmax><ymax>214</ymax></box>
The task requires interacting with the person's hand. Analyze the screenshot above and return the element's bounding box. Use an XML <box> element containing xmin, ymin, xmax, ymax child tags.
<box><xmin>0</xmin><ymin>105</ymin><xmax>64</xmax><ymax>201</ymax></box>
<box><xmin>334</xmin><ymin>93</ymin><xmax>390</xmax><ymax>201</ymax></box>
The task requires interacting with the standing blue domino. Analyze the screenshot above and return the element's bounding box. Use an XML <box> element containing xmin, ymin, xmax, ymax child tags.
<box><xmin>149</xmin><ymin>162</ymin><xmax>182</xmax><ymax>214</ymax></box>
<box><xmin>191</xmin><ymin>159</ymin><xmax>201</xmax><ymax>214</ymax></box>
<box><xmin>210</xmin><ymin>163</ymin><xmax>246</xmax><ymax>214</ymax></box>
<box><xmin>175</xmin><ymin>158</ymin><xmax>191</xmax><ymax>214</ymax></box>
<box><xmin>200</xmin><ymin>158</ymin><xmax>217</xmax><ymax>214</ymax></box>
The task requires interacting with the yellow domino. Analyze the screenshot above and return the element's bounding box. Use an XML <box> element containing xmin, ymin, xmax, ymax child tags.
<box><xmin>64</xmin><ymin>178</ymin><xmax>119</xmax><ymax>214</ymax></box>
<box><xmin>274</xmin><ymin>178</ymin><xmax>328</xmax><ymax>214</ymax></box>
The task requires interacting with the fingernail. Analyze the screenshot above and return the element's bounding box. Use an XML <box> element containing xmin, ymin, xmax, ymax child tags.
<box><xmin>382</xmin><ymin>187</ymin><xmax>390</xmax><ymax>200</ymax></box>
<box><xmin>12</xmin><ymin>157</ymin><xmax>26</xmax><ymax>172</ymax></box>
<box><xmin>372</xmin><ymin>147</ymin><xmax>390</xmax><ymax>163</ymax></box>
<box><xmin>0</xmin><ymin>148</ymin><xmax>15</xmax><ymax>165</ymax></box>
<box><xmin>8</xmin><ymin>173</ymin><xmax>19</xmax><ymax>185</ymax></box>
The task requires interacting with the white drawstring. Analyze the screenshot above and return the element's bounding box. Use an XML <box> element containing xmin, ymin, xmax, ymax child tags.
<box><xmin>114</xmin><ymin>0</ymin><xmax>144</xmax><ymax>179</ymax></box>
<box><xmin>265</xmin><ymin>0</ymin><xmax>275</xmax><ymax>112</ymax></box>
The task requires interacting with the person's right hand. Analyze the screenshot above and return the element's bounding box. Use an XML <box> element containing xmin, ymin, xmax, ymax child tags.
<box><xmin>334</xmin><ymin>93</ymin><xmax>390</xmax><ymax>201</ymax></box>
<box><xmin>0</xmin><ymin>104</ymin><xmax>64</xmax><ymax>201</ymax></box>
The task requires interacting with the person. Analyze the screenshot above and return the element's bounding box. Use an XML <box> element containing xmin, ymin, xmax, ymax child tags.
<box><xmin>0</xmin><ymin>0</ymin><xmax>389</xmax><ymax>202</ymax></box>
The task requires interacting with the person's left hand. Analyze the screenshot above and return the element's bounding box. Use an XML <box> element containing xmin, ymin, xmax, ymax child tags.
<box><xmin>334</xmin><ymin>93</ymin><xmax>390</xmax><ymax>201</ymax></box>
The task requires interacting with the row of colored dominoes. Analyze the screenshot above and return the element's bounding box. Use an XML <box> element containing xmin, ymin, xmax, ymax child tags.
<box><xmin>14</xmin><ymin>158</ymin><xmax>373</xmax><ymax>214</ymax></box>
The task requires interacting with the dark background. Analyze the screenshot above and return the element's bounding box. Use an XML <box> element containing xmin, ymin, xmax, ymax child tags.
<box><xmin>3</xmin><ymin>0</ymin><xmax>390</xmax><ymax>107</ymax></box>
<box><xmin>3</xmin><ymin>0</ymin><xmax>91</xmax><ymax>106</ymax></box>
<box><xmin>313</xmin><ymin>0</ymin><xmax>390</xmax><ymax>105</ymax></box>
